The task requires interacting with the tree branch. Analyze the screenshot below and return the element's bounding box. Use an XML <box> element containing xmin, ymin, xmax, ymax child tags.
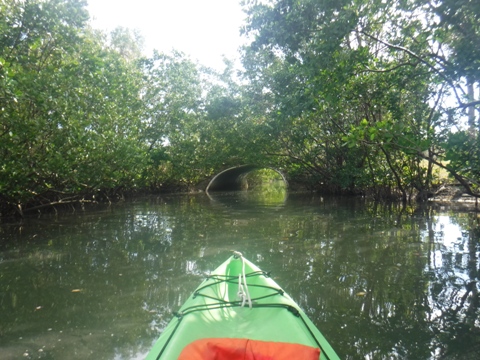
<box><xmin>457</xmin><ymin>100</ymin><xmax>480</xmax><ymax>109</ymax></box>
<box><xmin>360</xmin><ymin>31</ymin><xmax>466</xmax><ymax>107</ymax></box>
<box><xmin>360</xmin><ymin>61</ymin><xmax>419</xmax><ymax>74</ymax></box>
<box><xmin>23</xmin><ymin>199</ymin><xmax>96</xmax><ymax>213</ymax></box>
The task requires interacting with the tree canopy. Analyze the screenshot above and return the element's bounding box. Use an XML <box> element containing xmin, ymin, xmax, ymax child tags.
<box><xmin>0</xmin><ymin>0</ymin><xmax>479</xmax><ymax>215</ymax></box>
<box><xmin>240</xmin><ymin>0</ymin><xmax>480</xmax><ymax>200</ymax></box>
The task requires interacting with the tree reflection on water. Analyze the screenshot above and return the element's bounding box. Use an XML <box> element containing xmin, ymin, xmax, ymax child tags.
<box><xmin>0</xmin><ymin>195</ymin><xmax>479</xmax><ymax>359</ymax></box>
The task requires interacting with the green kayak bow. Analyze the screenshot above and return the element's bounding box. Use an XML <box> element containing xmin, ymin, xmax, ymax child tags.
<box><xmin>146</xmin><ymin>252</ymin><xmax>340</xmax><ymax>360</ymax></box>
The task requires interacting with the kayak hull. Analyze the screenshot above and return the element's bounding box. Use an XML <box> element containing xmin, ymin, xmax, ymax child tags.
<box><xmin>146</xmin><ymin>254</ymin><xmax>339</xmax><ymax>360</ymax></box>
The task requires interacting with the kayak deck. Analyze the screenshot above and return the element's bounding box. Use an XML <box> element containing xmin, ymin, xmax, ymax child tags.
<box><xmin>146</xmin><ymin>253</ymin><xmax>340</xmax><ymax>360</ymax></box>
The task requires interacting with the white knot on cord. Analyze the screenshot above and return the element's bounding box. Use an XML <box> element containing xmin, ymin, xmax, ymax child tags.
<box><xmin>234</xmin><ymin>251</ymin><xmax>252</xmax><ymax>308</ymax></box>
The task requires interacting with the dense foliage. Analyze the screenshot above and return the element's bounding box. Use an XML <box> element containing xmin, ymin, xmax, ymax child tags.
<box><xmin>0</xmin><ymin>0</ymin><xmax>479</xmax><ymax>216</ymax></box>
<box><xmin>0</xmin><ymin>0</ymin><xmax>147</xmax><ymax>215</ymax></box>
<box><xmin>240</xmin><ymin>0</ymin><xmax>479</xmax><ymax>201</ymax></box>
<box><xmin>0</xmin><ymin>0</ymin><xmax>241</xmax><ymax>215</ymax></box>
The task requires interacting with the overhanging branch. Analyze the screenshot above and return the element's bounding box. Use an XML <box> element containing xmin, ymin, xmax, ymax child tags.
<box><xmin>360</xmin><ymin>31</ymin><xmax>466</xmax><ymax>107</ymax></box>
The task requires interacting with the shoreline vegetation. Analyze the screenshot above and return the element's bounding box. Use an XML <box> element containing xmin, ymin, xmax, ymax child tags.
<box><xmin>1</xmin><ymin>0</ymin><xmax>479</xmax><ymax>218</ymax></box>
<box><xmin>1</xmin><ymin>182</ymin><xmax>478</xmax><ymax>220</ymax></box>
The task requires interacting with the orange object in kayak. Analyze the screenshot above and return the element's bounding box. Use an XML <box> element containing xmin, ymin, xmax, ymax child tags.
<box><xmin>178</xmin><ymin>338</ymin><xmax>321</xmax><ymax>360</ymax></box>
<box><xmin>145</xmin><ymin>253</ymin><xmax>340</xmax><ymax>360</ymax></box>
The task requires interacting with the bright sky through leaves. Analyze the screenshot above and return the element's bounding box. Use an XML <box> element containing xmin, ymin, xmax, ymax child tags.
<box><xmin>87</xmin><ymin>0</ymin><xmax>245</xmax><ymax>70</ymax></box>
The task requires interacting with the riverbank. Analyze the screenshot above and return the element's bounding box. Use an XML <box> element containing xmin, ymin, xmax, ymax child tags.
<box><xmin>429</xmin><ymin>184</ymin><xmax>479</xmax><ymax>210</ymax></box>
<box><xmin>1</xmin><ymin>182</ymin><xmax>478</xmax><ymax>219</ymax></box>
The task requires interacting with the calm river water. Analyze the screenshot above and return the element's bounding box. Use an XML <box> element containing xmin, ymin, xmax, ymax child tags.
<box><xmin>1</xmin><ymin>192</ymin><xmax>479</xmax><ymax>360</ymax></box>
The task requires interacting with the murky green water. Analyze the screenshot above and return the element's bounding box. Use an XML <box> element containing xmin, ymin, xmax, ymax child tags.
<box><xmin>1</xmin><ymin>192</ymin><xmax>479</xmax><ymax>359</ymax></box>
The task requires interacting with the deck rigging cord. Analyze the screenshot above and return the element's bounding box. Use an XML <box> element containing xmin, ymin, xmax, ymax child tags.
<box><xmin>233</xmin><ymin>251</ymin><xmax>253</xmax><ymax>308</ymax></box>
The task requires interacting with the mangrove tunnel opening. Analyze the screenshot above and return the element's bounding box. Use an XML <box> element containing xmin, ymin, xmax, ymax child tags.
<box><xmin>206</xmin><ymin>166</ymin><xmax>287</xmax><ymax>193</ymax></box>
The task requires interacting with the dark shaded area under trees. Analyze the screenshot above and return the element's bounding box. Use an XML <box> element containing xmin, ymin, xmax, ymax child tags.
<box><xmin>1</xmin><ymin>0</ymin><xmax>479</xmax><ymax>217</ymax></box>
